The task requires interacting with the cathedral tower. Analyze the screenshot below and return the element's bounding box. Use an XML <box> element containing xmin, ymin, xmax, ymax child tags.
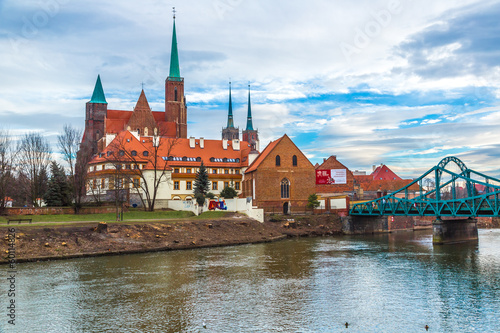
<box><xmin>242</xmin><ymin>85</ymin><xmax>259</xmax><ymax>151</ymax></box>
<box><xmin>84</xmin><ymin>74</ymin><xmax>108</xmax><ymax>153</ymax></box>
<box><xmin>222</xmin><ymin>82</ymin><xmax>239</xmax><ymax>140</ymax></box>
<box><xmin>165</xmin><ymin>15</ymin><xmax>187</xmax><ymax>138</ymax></box>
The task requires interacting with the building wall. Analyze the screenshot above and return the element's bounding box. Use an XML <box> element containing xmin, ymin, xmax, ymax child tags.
<box><xmin>315</xmin><ymin>155</ymin><xmax>354</xmax><ymax>194</ymax></box>
<box><xmin>248</xmin><ymin>136</ymin><xmax>315</xmax><ymax>212</ymax></box>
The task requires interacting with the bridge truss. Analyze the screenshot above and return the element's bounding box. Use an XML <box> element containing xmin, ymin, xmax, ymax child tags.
<box><xmin>350</xmin><ymin>157</ymin><xmax>500</xmax><ymax>217</ymax></box>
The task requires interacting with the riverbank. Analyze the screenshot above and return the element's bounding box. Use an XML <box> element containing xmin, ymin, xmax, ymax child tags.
<box><xmin>1</xmin><ymin>213</ymin><xmax>342</xmax><ymax>264</ymax></box>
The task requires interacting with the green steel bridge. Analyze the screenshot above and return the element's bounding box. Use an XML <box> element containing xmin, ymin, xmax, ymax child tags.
<box><xmin>350</xmin><ymin>157</ymin><xmax>500</xmax><ymax>218</ymax></box>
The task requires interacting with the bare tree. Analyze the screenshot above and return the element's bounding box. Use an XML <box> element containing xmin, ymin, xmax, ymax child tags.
<box><xmin>98</xmin><ymin>129</ymin><xmax>178</xmax><ymax>211</ymax></box>
<box><xmin>58</xmin><ymin>124</ymin><xmax>82</xmax><ymax>178</ymax></box>
<box><xmin>17</xmin><ymin>132</ymin><xmax>52</xmax><ymax>207</ymax></box>
<box><xmin>0</xmin><ymin>130</ymin><xmax>16</xmax><ymax>213</ymax></box>
<box><xmin>73</xmin><ymin>141</ymin><xmax>93</xmax><ymax>213</ymax></box>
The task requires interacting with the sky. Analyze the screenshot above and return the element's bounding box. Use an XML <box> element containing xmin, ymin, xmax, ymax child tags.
<box><xmin>1</xmin><ymin>0</ymin><xmax>500</xmax><ymax>178</ymax></box>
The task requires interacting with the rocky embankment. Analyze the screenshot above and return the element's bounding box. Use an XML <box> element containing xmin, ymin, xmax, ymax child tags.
<box><xmin>1</xmin><ymin>214</ymin><xmax>342</xmax><ymax>264</ymax></box>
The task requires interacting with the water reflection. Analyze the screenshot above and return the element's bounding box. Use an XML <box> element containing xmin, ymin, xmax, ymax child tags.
<box><xmin>12</xmin><ymin>230</ymin><xmax>500</xmax><ymax>332</ymax></box>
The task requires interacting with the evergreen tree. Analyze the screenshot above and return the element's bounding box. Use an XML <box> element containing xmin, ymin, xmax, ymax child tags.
<box><xmin>193</xmin><ymin>161</ymin><xmax>210</xmax><ymax>205</ymax></box>
<box><xmin>220</xmin><ymin>182</ymin><xmax>238</xmax><ymax>199</ymax></box>
<box><xmin>44</xmin><ymin>161</ymin><xmax>71</xmax><ymax>207</ymax></box>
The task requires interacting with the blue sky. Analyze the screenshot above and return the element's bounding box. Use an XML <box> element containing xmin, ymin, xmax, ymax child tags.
<box><xmin>1</xmin><ymin>0</ymin><xmax>500</xmax><ymax>177</ymax></box>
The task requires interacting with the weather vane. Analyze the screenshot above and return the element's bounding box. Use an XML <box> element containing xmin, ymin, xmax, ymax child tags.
<box><xmin>173</xmin><ymin>7</ymin><xmax>176</xmax><ymax>19</ymax></box>
<box><xmin>141</xmin><ymin>82</ymin><xmax>145</xmax><ymax>90</ymax></box>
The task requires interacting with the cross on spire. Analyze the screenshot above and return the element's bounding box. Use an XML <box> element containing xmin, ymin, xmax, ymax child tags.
<box><xmin>141</xmin><ymin>82</ymin><xmax>145</xmax><ymax>90</ymax></box>
<box><xmin>172</xmin><ymin>7</ymin><xmax>176</xmax><ymax>19</ymax></box>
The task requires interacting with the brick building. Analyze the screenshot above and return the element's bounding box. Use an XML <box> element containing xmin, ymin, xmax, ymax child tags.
<box><xmin>315</xmin><ymin>155</ymin><xmax>354</xmax><ymax>195</ymax></box>
<box><xmin>243</xmin><ymin>134</ymin><xmax>315</xmax><ymax>214</ymax></box>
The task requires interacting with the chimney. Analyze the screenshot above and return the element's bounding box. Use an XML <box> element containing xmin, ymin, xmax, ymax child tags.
<box><xmin>200</xmin><ymin>137</ymin><xmax>204</xmax><ymax>149</ymax></box>
<box><xmin>232</xmin><ymin>139</ymin><xmax>240</xmax><ymax>151</ymax></box>
<box><xmin>189</xmin><ymin>137</ymin><xmax>195</xmax><ymax>148</ymax></box>
<box><xmin>222</xmin><ymin>139</ymin><xmax>228</xmax><ymax>150</ymax></box>
<box><xmin>372</xmin><ymin>165</ymin><xmax>376</xmax><ymax>171</ymax></box>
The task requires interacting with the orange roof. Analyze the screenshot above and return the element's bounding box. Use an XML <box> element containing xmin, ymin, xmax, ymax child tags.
<box><xmin>90</xmin><ymin>131</ymin><xmax>252</xmax><ymax>170</ymax></box>
<box><xmin>245</xmin><ymin>136</ymin><xmax>283</xmax><ymax>173</ymax></box>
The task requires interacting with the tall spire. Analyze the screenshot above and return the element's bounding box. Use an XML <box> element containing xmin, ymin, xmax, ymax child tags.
<box><xmin>168</xmin><ymin>9</ymin><xmax>181</xmax><ymax>79</ymax></box>
<box><xmin>245</xmin><ymin>84</ymin><xmax>254</xmax><ymax>131</ymax></box>
<box><xmin>90</xmin><ymin>75</ymin><xmax>107</xmax><ymax>104</ymax></box>
<box><xmin>227</xmin><ymin>81</ymin><xmax>234</xmax><ymax>128</ymax></box>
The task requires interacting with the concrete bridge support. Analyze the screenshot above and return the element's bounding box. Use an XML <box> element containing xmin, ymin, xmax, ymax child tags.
<box><xmin>341</xmin><ymin>216</ymin><xmax>389</xmax><ymax>235</ymax></box>
<box><xmin>432</xmin><ymin>218</ymin><xmax>478</xmax><ymax>244</ymax></box>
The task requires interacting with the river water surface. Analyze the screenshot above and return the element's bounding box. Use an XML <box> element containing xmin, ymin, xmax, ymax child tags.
<box><xmin>5</xmin><ymin>229</ymin><xmax>500</xmax><ymax>332</ymax></box>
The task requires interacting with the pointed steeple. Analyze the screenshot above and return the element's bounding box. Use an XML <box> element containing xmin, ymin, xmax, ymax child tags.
<box><xmin>90</xmin><ymin>75</ymin><xmax>107</xmax><ymax>104</ymax></box>
<box><xmin>134</xmin><ymin>89</ymin><xmax>150</xmax><ymax>111</ymax></box>
<box><xmin>227</xmin><ymin>82</ymin><xmax>234</xmax><ymax>128</ymax></box>
<box><xmin>128</xmin><ymin>89</ymin><xmax>158</xmax><ymax>136</ymax></box>
<box><xmin>245</xmin><ymin>84</ymin><xmax>254</xmax><ymax>131</ymax></box>
<box><xmin>169</xmin><ymin>17</ymin><xmax>181</xmax><ymax>79</ymax></box>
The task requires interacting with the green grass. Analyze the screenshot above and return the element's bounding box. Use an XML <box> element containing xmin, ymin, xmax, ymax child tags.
<box><xmin>195</xmin><ymin>211</ymin><xmax>232</xmax><ymax>219</ymax></box>
<box><xmin>0</xmin><ymin>210</ymin><xmax>195</xmax><ymax>225</ymax></box>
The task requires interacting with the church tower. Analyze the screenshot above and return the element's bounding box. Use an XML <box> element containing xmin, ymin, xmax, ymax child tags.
<box><xmin>165</xmin><ymin>13</ymin><xmax>187</xmax><ymax>138</ymax></box>
<box><xmin>242</xmin><ymin>85</ymin><xmax>259</xmax><ymax>151</ymax></box>
<box><xmin>221</xmin><ymin>82</ymin><xmax>239</xmax><ymax>140</ymax></box>
<box><xmin>84</xmin><ymin>75</ymin><xmax>108</xmax><ymax>153</ymax></box>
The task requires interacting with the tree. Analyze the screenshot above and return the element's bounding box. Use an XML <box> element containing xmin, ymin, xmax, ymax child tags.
<box><xmin>97</xmin><ymin>129</ymin><xmax>178</xmax><ymax>211</ymax></box>
<box><xmin>0</xmin><ymin>130</ymin><xmax>16</xmax><ymax>213</ymax></box>
<box><xmin>307</xmin><ymin>193</ymin><xmax>320</xmax><ymax>212</ymax></box>
<box><xmin>58</xmin><ymin>124</ymin><xmax>81</xmax><ymax>178</ymax></box>
<box><xmin>44</xmin><ymin>161</ymin><xmax>71</xmax><ymax>206</ymax></box>
<box><xmin>73</xmin><ymin>141</ymin><xmax>93</xmax><ymax>213</ymax></box>
<box><xmin>193</xmin><ymin>161</ymin><xmax>210</xmax><ymax>208</ymax></box>
<box><xmin>17</xmin><ymin>132</ymin><xmax>52</xmax><ymax>207</ymax></box>
<box><xmin>220</xmin><ymin>183</ymin><xmax>238</xmax><ymax>199</ymax></box>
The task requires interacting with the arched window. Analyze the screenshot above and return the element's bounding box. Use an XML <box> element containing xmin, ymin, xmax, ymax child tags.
<box><xmin>281</xmin><ymin>179</ymin><xmax>290</xmax><ymax>198</ymax></box>
<box><xmin>292</xmin><ymin>155</ymin><xmax>297</xmax><ymax>166</ymax></box>
<box><xmin>276</xmin><ymin>155</ymin><xmax>281</xmax><ymax>166</ymax></box>
<box><xmin>174</xmin><ymin>87</ymin><xmax>178</xmax><ymax>101</ymax></box>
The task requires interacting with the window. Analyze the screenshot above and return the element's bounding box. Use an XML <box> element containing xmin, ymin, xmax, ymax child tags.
<box><xmin>224</xmin><ymin>181</ymin><xmax>229</xmax><ymax>188</ymax></box>
<box><xmin>212</xmin><ymin>169</ymin><xmax>217</xmax><ymax>174</ymax></box>
<box><xmin>143</xmin><ymin>151</ymin><xmax>149</xmax><ymax>157</ymax></box>
<box><xmin>137</xmin><ymin>128</ymin><xmax>140</xmax><ymax>135</ymax></box>
<box><xmin>126</xmin><ymin>164</ymin><xmax>131</xmax><ymax>169</ymax></box>
<box><xmin>235</xmin><ymin>182</ymin><xmax>240</xmax><ymax>190</ymax></box>
<box><xmin>174</xmin><ymin>168</ymin><xmax>179</xmax><ymax>173</ymax></box>
<box><xmin>235</xmin><ymin>169</ymin><xmax>240</xmax><ymax>174</ymax></box>
<box><xmin>131</xmin><ymin>150</ymin><xmax>137</xmax><ymax>156</ymax></box>
<box><xmin>107</xmin><ymin>151</ymin><xmax>112</xmax><ymax>157</ymax></box>
<box><xmin>276</xmin><ymin>155</ymin><xmax>281</xmax><ymax>166</ymax></box>
<box><xmin>293</xmin><ymin>155</ymin><xmax>298</xmax><ymax>166</ymax></box>
<box><xmin>212</xmin><ymin>182</ymin><xmax>218</xmax><ymax>190</ymax></box>
<box><xmin>186</xmin><ymin>181</ymin><xmax>192</xmax><ymax>190</ymax></box>
<box><xmin>174</xmin><ymin>87</ymin><xmax>178</xmax><ymax>101</ymax></box>
<box><xmin>133</xmin><ymin>178</ymin><xmax>140</xmax><ymax>188</ymax></box>
<box><xmin>224</xmin><ymin>169</ymin><xmax>229</xmax><ymax>174</ymax></box>
<box><xmin>186</xmin><ymin>168</ymin><xmax>192</xmax><ymax>174</ymax></box>
<box><xmin>101</xmin><ymin>179</ymin><xmax>105</xmax><ymax>188</ymax></box>
<box><xmin>174</xmin><ymin>181</ymin><xmax>180</xmax><ymax>190</ymax></box>
<box><xmin>119</xmin><ymin>150</ymin><xmax>125</xmax><ymax>156</ymax></box>
<box><xmin>281</xmin><ymin>178</ymin><xmax>290</xmax><ymax>198</ymax></box>
<box><xmin>117</xmin><ymin>178</ymin><xmax>123</xmax><ymax>189</ymax></box>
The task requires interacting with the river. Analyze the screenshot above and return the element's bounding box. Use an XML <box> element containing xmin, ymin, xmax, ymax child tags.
<box><xmin>5</xmin><ymin>229</ymin><xmax>500</xmax><ymax>332</ymax></box>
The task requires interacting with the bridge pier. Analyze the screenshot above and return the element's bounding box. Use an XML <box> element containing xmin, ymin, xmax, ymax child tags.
<box><xmin>341</xmin><ymin>216</ymin><xmax>389</xmax><ymax>235</ymax></box>
<box><xmin>432</xmin><ymin>218</ymin><xmax>478</xmax><ymax>244</ymax></box>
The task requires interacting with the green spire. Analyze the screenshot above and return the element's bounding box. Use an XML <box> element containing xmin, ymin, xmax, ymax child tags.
<box><xmin>168</xmin><ymin>18</ymin><xmax>181</xmax><ymax>79</ymax></box>
<box><xmin>90</xmin><ymin>75</ymin><xmax>107</xmax><ymax>104</ymax></box>
<box><xmin>245</xmin><ymin>84</ymin><xmax>254</xmax><ymax>131</ymax></box>
<box><xmin>227</xmin><ymin>82</ymin><xmax>234</xmax><ymax>128</ymax></box>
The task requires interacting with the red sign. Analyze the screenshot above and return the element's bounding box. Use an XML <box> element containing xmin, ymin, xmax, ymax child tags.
<box><xmin>316</xmin><ymin>169</ymin><xmax>332</xmax><ymax>185</ymax></box>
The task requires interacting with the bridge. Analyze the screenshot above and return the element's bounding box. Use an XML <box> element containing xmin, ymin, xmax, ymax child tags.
<box><xmin>346</xmin><ymin>157</ymin><xmax>500</xmax><ymax>244</ymax></box>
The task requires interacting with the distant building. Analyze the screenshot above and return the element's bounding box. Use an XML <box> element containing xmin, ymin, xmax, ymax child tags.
<box><xmin>243</xmin><ymin>134</ymin><xmax>315</xmax><ymax>214</ymax></box>
<box><xmin>315</xmin><ymin>155</ymin><xmax>354</xmax><ymax>196</ymax></box>
<box><xmin>354</xmin><ymin>164</ymin><xmax>417</xmax><ymax>199</ymax></box>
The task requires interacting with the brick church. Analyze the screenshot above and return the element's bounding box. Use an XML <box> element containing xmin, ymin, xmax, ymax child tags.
<box><xmin>83</xmin><ymin>16</ymin><xmax>315</xmax><ymax>212</ymax></box>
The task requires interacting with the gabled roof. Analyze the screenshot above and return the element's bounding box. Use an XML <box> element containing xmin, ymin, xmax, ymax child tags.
<box><xmin>245</xmin><ymin>136</ymin><xmax>283</xmax><ymax>173</ymax></box>
<box><xmin>371</xmin><ymin>164</ymin><xmax>402</xmax><ymax>181</ymax></box>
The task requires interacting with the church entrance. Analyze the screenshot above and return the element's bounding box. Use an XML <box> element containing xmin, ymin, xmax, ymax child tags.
<box><xmin>283</xmin><ymin>202</ymin><xmax>289</xmax><ymax>215</ymax></box>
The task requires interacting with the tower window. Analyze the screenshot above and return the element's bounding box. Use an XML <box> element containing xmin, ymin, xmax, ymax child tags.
<box><xmin>276</xmin><ymin>155</ymin><xmax>281</xmax><ymax>167</ymax></box>
<box><xmin>293</xmin><ymin>155</ymin><xmax>297</xmax><ymax>167</ymax></box>
<box><xmin>174</xmin><ymin>87</ymin><xmax>178</xmax><ymax>101</ymax></box>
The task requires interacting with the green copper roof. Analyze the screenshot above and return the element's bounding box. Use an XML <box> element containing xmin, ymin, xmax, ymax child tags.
<box><xmin>90</xmin><ymin>75</ymin><xmax>107</xmax><ymax>104</ymax></box>
<box><xmin>168</xmin><ymin>19</ymin><xmax>181</xmax><ymax>78</ymax></box>
<box><xmin>227</xmin><ymin>82</ymin><xmax>234</xmax><ymax>128</ymax></box>
<box><xmin>245</xmin><ymin>85</ymin><xmax>254</xmax><ymax>131</ymax></box>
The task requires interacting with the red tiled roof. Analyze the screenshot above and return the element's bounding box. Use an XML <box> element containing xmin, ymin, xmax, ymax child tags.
<box><xmin>245</xmin><ymin>136</ymin><xmax>283</xmax><ymax>173</ymax></box>
<box><xmin>90</xmin><ymin>131</ymin><xmax>252</xmax><ymax>170</ymax></box>
<box><xmin>371</xmin><ymin>164</ymin><xmax>402</xmax><ymax>181</ymax></box>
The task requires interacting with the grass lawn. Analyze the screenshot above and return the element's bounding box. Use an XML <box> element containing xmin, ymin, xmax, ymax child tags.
<box><xmin>0</xmin><ymin>210</ymin><xmax>235</xmax><ymax>226</ymax></box>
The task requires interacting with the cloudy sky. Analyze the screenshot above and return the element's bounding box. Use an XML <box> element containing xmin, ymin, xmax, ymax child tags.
<box><xmin>1</xmin><ymin>0</ymin><xmax>500</xmax><ymax>177</ymax></box>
